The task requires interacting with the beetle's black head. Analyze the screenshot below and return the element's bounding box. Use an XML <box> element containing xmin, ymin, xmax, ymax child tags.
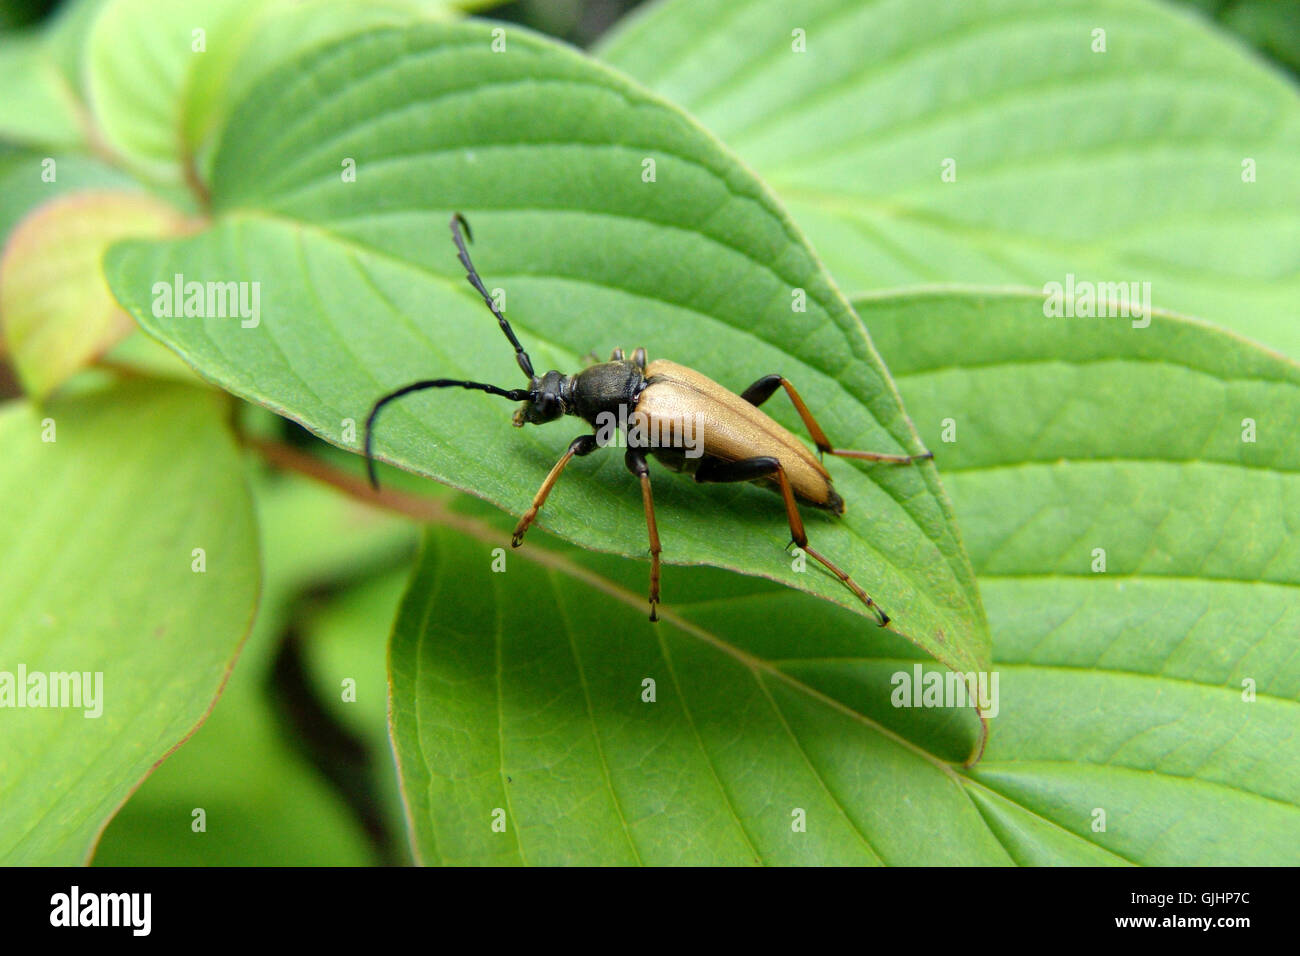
<box><xmin>513</xmin><ymin>370</ymin><xmax>570</xmax><ymax>427</ymax></box>
<box><xmin>363</xmin><ymin>214</ymin><xmax>582</xmax><ymax>491</ymax></box>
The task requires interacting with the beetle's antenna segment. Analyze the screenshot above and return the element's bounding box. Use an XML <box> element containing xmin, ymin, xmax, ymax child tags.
<box><xmin>450</xmin><ymin>213</ymin><xmax>535</xmax><ymax>380</ymax></box>
<box><xmin>364</xmin><ymin>378</ymin><xmax>529</xmax><ymax>490</ymax></box>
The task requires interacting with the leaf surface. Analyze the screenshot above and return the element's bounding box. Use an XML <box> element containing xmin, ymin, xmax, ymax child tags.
<box><xmin>599</xmin><ymin>0</ymin><xmax>1300</xmax><ymax>357</ymax></box>
<box><xmin>0</xmin><ymin>380</ymin><xmax>258</xmax><ymax>864</ymax></box>
<box><xmin>390</xmin><ymin>289</ymin><xmax>1300</xmax><ymax>865</ymax></box>
<box><xmin>0</xmin><ymin>190</ymin><xmax>182</xmax><ymax>398</ymax></box>
<box><xmin>105</xmin><ymin>21</ymin><xmax>989</xmax><ymax>671</ymax></box>
<box><xmin>865</xmin><ymin>288</ymin><xmax>1300</xmax><ymax>865</ymax></box>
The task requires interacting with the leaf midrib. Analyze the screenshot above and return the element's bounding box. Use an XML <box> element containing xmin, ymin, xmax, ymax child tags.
<box><xmin>384</xmin><ymin>489</ymin><xmax>980</xmax><ymax>781</ymax></box>
<box><xmin>973</xmin><ymin>758</ymin><xmax>1300</xmax><ymax>816</ymax></box>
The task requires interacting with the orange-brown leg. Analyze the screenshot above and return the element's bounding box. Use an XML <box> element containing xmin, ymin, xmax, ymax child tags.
<box><xmin>741</xmin><ymin>374</ymin><xmax>932</xmax><ymax>464</ymax></box>
<box><xmin>513</xmin><ymin>434</ymin><xmax>600</xmax><ymax>547</ymax></box>
<box><xmin>694</xmin><ymin>455</ymin><xmax>890</xmax><ymax>626</ymax></box>
<box><xmin>624</xmin><ymin>448</ymin><xmax>661</xmax><ymax>621</ymax></box>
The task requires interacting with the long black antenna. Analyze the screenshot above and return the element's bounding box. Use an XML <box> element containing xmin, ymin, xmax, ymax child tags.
<box><xmin>450</xmin><ymin>212</ymin><xmax>534</xmax><ymax>379</ymax></box>
<box><xmin>364</xmin><ymin>379</ymin><xmax>528</xmax><ymax>490</ymax></box>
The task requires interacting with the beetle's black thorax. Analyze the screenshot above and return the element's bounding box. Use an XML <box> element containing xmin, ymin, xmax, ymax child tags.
<box><xmin>565</xmin><ymin>361</ymin><xmax>647</xmax><ymax>426</ymax></box>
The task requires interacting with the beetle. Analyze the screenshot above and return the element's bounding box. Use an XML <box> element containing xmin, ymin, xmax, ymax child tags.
<box><xmin>364</xmin><ymin>214</ymin><xmax>932</xmax><ymax>626</ymax></box>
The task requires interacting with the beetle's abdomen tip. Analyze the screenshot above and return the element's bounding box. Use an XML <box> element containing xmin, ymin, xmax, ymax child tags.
<box><xmin>826</xmin><ymin>487</ymin><xmax>846</xmax><ymax>515</ymax></box>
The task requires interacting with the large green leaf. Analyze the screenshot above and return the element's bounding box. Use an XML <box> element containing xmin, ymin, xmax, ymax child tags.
<box><xmin>392</xmin><ymin>290</ymin><xmax>1299</xmax><ymax>865</ymax></box>
<box><xmin>105</xmin><ymin>22</ymin><xmax>988</xmax><ymax>674</ymax></box>
<box><xmin>0</xmin><ymin>379</ymin><xmax>259</xmax><ymax>864</ymax></box>
<box><xmin>598</xmin><ymin>0</ymin><xmax>1300</xmax><ymax>358</ymax></box>
<box><xmin>94</xmin><ymin>469</ymin><xmax>414</xmax><ymax>866</ymax></box>
<box><xmin>0</xmin><ymin>190</ymin><xmax>182</xmax><ymax>398</ymax></box>
<box><xmin>85</xmin><ymin>0</ymin><xmax>266</xmax><ymax>183</ymax></box>
<box><xmin>865</xmin><ymin>289</ymin><xmax>1300</xmax><ymax>865</ymax></box>
<box><xmin>391</xmin><ymin>523</ymin><xmax>1002</xmax><ymax>866</ymax></box>
<box><xmin>0</xmin><ymin>27</ymin><xmax>83</xmax><ymax>148</ymax></box>
<box><xmin>209</xmin><ymin>0</ymin><xmax>458</xmax><ymax>171</ymax></box>
<box><xmin>82</xmin><ymin>0</ymin><xmax>460</xmax><ymax>186</ymax></box>
<box><xmin>39</xmin><ymin>0</ymin><xmax>113</xmax><ymax>97</ymax></box>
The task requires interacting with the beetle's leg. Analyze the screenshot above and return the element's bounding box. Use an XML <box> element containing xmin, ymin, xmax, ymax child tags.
<box><xmin>512</xmin><ymin>434</ymin><xmax>600</xmax><ymax>547</ymax></box>
<box><xmin>631</xmin><ymin>347</ymin><xmax>647</xmax><ymax>370</ymax></box>
<box><xmin>609</xmin><ymin>347</ymin><xmax>625</xmax><ymax>362</ymax></box>
<box><xmin>740</xmin><ymin>374</ymin><xmax>932</xmax><ymax>464</ymax></box>
<box><xmin>624</xmin><ymin>448</ymin><xmax>661</xmax><ymax>622</ymax></box>
<box><xmin>695</xmin><ymin>455</ymin><xmax>890</xmax><ymax>626</ymax></box>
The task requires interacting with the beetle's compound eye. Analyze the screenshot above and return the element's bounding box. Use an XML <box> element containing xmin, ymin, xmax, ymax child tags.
<box><xmin>514</xmin><ymin>394</ymin><xmax>561</xmax><ymax>426</ymax></box>
<box><xmin>532</xmin><ymin>394</ymin><xmax>563</xmax><ymax>424</ymax></box>
<box><xmin>510</xmin><ymin>372</ymin><xmax>565</xmax><ymax>426</ymax></box>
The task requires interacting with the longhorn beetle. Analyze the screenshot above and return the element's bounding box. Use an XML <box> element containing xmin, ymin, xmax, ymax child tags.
<box><xmin>365</xmin><ymin>214</ymin><xmax>932</xmax><ymax>625</ymax></box>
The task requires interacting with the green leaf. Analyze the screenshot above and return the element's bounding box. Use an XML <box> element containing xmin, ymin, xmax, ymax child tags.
<box><xmin>104</xmin><ymin>21</ymin><xmax>987</xmax><ymax>673</ymax></box>
<box><xmin>82</xmin><ymin>0</ymin><xmax>459</xmax><ymax>186</ymax></box>
<box><xmin>392</xmin><ymin>290</ymin><xmax>1299</xmax><ymax>865</ymax></box>
<box><xmin>84</xmin><ymin>0</ymin><xmax>261</xmax><ymax>182</ymax></box>
<box><xmin>0</xmin><ymin>28</ymin><xmax>83</xmax><ymax>148</ymax></box>
<box><xmin>94</xmin><ymin>470</ymin><xmax>413</xmax><ymax>866</ymax></box>
<box><xmin>598</xmin><ymin>0</ymin><xmax>1300</xmax><ymax>358</ymax></box>
<box><xmin>42</xmin><ymin>0</ymin><xmax>113</xmax><ymax>95</ymax></box>
<box><xmin>0</xmin><ymin>0</ymin><xmax>114</xmax><ymax>142</ymax></box>
<box><xmin>0</xmin><ymin>147</ymin><xmax>141</xmax><ymax>243</ymax></box>
<box><xmin>861</xmin><ymin>288</ymin><xmax>1300</xmax><ymax>865</ymax></box>
<box><xmin>212</xmin><ymin>0</ymin><xmax>457</xmax><ymax>160</ymax></box>
<box><xmin>0</xmin><ymin>190</ymin><xmax>182</xmax><ymax>399</ymax></box>
<box><xmin>391</xmin><ymin>523</ymin><xmax>1003</xmax><ymax>866</ymax></box>
<box><xmin>0</xmin><ymin>380</ymin><xmax>259</xmax><ymax>865</ymax></box>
